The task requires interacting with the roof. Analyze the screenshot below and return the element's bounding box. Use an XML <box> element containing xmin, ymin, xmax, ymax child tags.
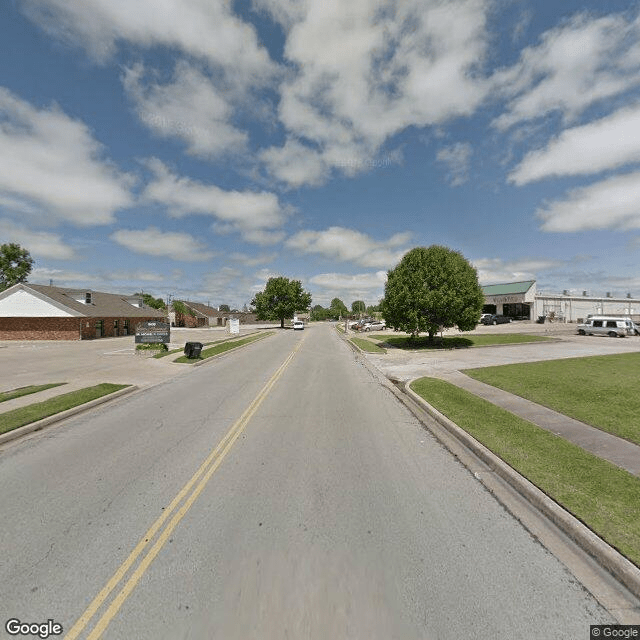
<box><xmin>8</xmin><ymin>284</ymin><xmax>166</xmax><ymax>318</ymax></box>
<box><xmin>180</xmin><ymin>301</ymin><xmax>221</xmax><ymax>317</ymax></box>
<box><xmin>482</xmin><ymin>280</ymin><xmax>536</xmax><ymax>296</ymax></box>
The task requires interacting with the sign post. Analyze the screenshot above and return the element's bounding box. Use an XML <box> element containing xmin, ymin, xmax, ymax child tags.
<box><xmin>135</xmin><ymin>321</ymin><xmax>170</xmax><ymax>344</ymax></box>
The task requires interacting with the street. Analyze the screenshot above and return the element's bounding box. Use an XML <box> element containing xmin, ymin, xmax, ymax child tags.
<box><xmin>0</xmin><ymin>324</ymin><xmax>612</xmax><ymax>639</ymax></box>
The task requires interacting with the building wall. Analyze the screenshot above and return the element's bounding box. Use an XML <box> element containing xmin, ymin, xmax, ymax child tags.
<box><xmin>533</xmin><ymin>296</ymin><xmax>640</xmax><ymax>323</ymax></box>
<box><xmin>0</xmin><ymin>316</ymin><xmax>164</xmax><ymax>340</ymax></box>
<box><xmin>0</xmin><ymin>289</ymin><xmax>75</xmax><ymax>317</ymax></box>
<box><xmin>0</xmin><ymin>317</ymin><xmax>82</xmax><ymax>340</ymax></box>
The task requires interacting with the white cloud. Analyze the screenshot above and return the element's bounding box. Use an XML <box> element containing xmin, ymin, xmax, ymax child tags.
<box><xmin>285</xmin><ymin>227</ymin><xmax>411</xmax><ymax>268</ymax></box>
<box><xmin>123</xmin><ymin>61</ymin><xmax>248</xmax><ymax>158</ymax></box>
<box><xmin>492</xmin><ymin>10</ymin><xmax>640</xmax><ymax>130</ymax></box>
<box><xmin>436</xmin><ymin>142</ymin><xmax>473</xmax><ymax>186</ymax></box>
<box><xmin>260</xmin><ymin>0</ymin><xmax>490</xmax><ymax>187</ymax></box>
<box><xmin>509</xmin><ymin>104</ymin><xmax>640</xmax><ymax>184</ymax></box>
<box><xmin>0</xmin><ymin>218</ymin><xmax>76</xmax><ymax>260</ymax></box>
<box><xmin>110</xmin><ymin>227</ymin><xmax>216</xmax><ymax>262</ymax></box>
<box><xmin>473</xmin><ymin>257</ymin><xmax>565</xmax><ymax>284</ymax></box>
<box><xmin>21</xmin><ymin>0</ymin><xmax>276</xmax><ymax>85</ymax></box>
<box><xmin>229</xmin><ymin>252</ymin><xmax>277</xmax><ymax>267</ymax></box>
<box><xmin>142</xmin><ymin>159</ymin><xmax>288</xmax><ymax>243</ymax></box>
<box><xmin>0</xmin><ymin>88</ymin><xmax>133</xmax><ymax>225</ymax></box>
<box><xmin>308</xmin><ymin>270</ymin><xmax>388</xmax><ymax>306</ymax></box>
<box><xmin>537</xmin><ymin>171</ymin><xmax>640</xmax><ymax>232</ymax></box>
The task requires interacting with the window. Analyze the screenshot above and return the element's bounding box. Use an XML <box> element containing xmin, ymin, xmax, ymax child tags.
<box><xmin>114</xmin><ymin>320</ymin><xmax>119</xmax><ymax>336</ymax></box>
<box><xmin>592</xmin><ymin>320</ymin><xmax>603</xmax><ymax>327</ymax></box>
<box><xmin>95</xmin><ymin>320</ymin><xmax>104</xmax><ymax>338</ymax></box>
<box><xmin>85</xmin><ymin>292</ymin><xmax>92</xmax><ymax>304</ymax></box>
<box><xmin>606</xmin><ymin>321</ymin><xmax>617</xmax><ymax>328</ymax></box>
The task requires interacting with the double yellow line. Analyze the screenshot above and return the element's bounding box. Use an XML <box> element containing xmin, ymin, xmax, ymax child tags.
<box><xmin>65</xmin><ymin>337</ymin><xmax>305</xmax><ymax>640</ymax></box>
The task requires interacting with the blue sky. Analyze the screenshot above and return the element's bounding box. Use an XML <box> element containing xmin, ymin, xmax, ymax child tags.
<box><xmin>1</xmin><ymin>0</ymin><xmax>639</xmax><ymax>309</ymax></box>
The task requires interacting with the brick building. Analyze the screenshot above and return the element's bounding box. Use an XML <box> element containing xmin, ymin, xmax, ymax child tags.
<box><xmin>0</xmin><ymin>283</ymin><xmax>167</xmax><ymax>340</ymax></box>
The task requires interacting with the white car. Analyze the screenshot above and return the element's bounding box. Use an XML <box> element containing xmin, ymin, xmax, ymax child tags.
<box><xmin>363</xmin><ymin>320</ymin><xmax>386</xmax><ymax>331</ymax></box>
<box><xmin>293</xmin><ymin>320</ymin><xmax>304</xmax><ymax>330</ymax></box>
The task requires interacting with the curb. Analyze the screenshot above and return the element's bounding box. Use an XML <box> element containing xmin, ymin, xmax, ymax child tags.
<box><xmin>171</xmin><ymin>331</ymin><xmax>272</xmax><ymax>366</ymax></box>
<box><xmin>0</xmin><ymin>385</ymin><xmax>138</xmax><ymax>445</ymax></box>
<box><xmin>399</xmin><ymin>377</ymin><xmax>640</xmax><ymax>601</ymax></box>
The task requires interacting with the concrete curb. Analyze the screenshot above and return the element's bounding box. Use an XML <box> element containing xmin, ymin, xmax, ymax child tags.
<box><xmin>170</xmin><ymin>330</ymin><xmax>272</xmax><ymax>366</ymax></box>
<box><xmin>0</xmin><ymin>385</ymin><xmax>138</xmax><ymax>445</ymax></box>
<box><xmin>400</xmin><ymin>378</ymin><xmax>640</xmax><ymax>601</ymax></box>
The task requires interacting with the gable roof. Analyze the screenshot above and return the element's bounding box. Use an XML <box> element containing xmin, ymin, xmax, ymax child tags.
<box><xmin>1</xmin><ymin>283</ymin><xmax>166</xmax><ymax>318</ymax></box>
<box><xmin>481</xmin><ymin>280</ymin><xmax>536</xmax><ymax>296</ymax></box>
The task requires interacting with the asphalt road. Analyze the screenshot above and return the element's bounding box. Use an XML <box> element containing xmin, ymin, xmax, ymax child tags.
<box><xmin>0</xmin><ymin>324</ymin><xmax>613</xmax><ymax>639</ymax></box>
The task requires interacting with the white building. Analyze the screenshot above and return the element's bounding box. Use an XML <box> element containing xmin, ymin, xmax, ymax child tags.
<box><xmin>482</xmin><ymin>281</ymin><xmax>640</xmax><ymax>323</ymax></box>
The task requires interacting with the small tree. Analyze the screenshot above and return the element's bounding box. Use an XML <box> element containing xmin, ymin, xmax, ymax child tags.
<box><xmin>172</xmin><ymin>300</ymin><xmax>195</xmax><ymax>327</ymax></box>
<box><xmin>219</xmin><ymin>304</ymin><xmax>231</xmax><ymax>312</ymax></box>
<box><xmin>0</xmin><ymin>243</ymin><xmax>34</xmax><ymax>291</ymax></box>
<box><xmin>382</xmin><ymin>246</ymin><xmax>484</xmax><ymax>342</ymax></box>
<box><xmin>252</xmin><ymin>277</ymin><xmax>312</xmax><ymax>328</ymax></box>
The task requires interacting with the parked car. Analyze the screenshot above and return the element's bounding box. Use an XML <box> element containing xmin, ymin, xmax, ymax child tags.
<box><xmin>479</xmin><ymin>313</ymin><xmax>492</xmax><ymax>324</ymax></box>
<box><xmin>481</xmin><ymin>314</ymin><xmax>512</xmax><ymax>325</ymax></box>
<box><xmin>363</xmin><ymin>320</ymin><xmax>386</xmax><ymax>331</ymax></box>
<box><xmin>293</xmin><ymin>320</ymin><xmax>304</xmax><ymax>330</ymax></box>
<box><xmin>577</xmin><ymin>317</ymin><xmax>630</xmax><ymax>337</ymax></box>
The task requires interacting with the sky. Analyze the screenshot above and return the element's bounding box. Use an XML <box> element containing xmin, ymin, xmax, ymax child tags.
<box><xmin>1</xmin><ymin>0</ymin><xmax>640</xmax><ymax>310</ymax></box>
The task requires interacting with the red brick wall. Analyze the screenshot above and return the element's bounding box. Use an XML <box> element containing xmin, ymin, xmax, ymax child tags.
<box><xmin>0</xmin><ymin>316</ymin><xmax>166</xmax><ymax>340</ymax></box>
<box><xmin>0</xmin><ymin>317</ymin><xmax>82</xmax><ymax>340</ymax></box>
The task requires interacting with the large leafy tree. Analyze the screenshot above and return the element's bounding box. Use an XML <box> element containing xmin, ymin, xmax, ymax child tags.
<box><xmin>252</xmin><ymin>277</ymin><xmax>312</xmax><ymax>328</ymax></box>
<box><xmin>351</xmin><ymin>300</ymin><xmax>366</xmax><ymax>314</ymax></box>
<box><xmin>382</xmin><ymin>246</ymin><xmax>484</xmax><ymax>341</ymax></box>
<box><xmin>134</xmin><ymin>293</ymin><xmax>166</xmax><ymax>310</ymax></box>
<box><xmin>0</xmin><ymin>243</ymin><xmax>34</xmax><ymax>291</ymax></box>
<box><xmin>329</xmin><ymin>297</ymin><xmax>348</xmax><ymax>319</ymax></box>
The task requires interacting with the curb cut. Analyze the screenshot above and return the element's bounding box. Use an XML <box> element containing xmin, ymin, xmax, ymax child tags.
<box><xmin>400</xmin><ymin>377</ymin><xmax>640</xmax><ymax>601</ymax></box>
<box><xmin>0</xmin><ymin>385</ymin><xmax>138</xmax><ymax>445</ymax></box>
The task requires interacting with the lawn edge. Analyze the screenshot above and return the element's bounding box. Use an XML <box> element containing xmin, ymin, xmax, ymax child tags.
<box><xmin>0</xmin><ymin>385</ymin><xmax>137</xmax><ymax>445</ymax></box>
<box><xmin>173</xmin><ymin>330</ymin><xmax>274</xmax><ymax>365</ymax></box>
<box><xmin>402</xmin><ymin>377</ymin><xmax>640</xmax><ymax>600</ymax></box>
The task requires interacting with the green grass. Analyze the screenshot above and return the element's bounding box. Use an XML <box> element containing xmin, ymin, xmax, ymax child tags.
<box><xmin>464</xmin><ymin>353</ymin><xmax>640</xmax><ymax>445</ymax></box>
<box><xmin>0</xmin><ymin>383</ymin><xmax>66</xmax><ymax>403</ymax></box>
<box><xmin>410</xmin><ymin>377</ymin><xmax>640</xmax><ymax>567</ymax></box>
<box><xmin>350</xmin><ymin>337</ymin><xmax>386</xmax><ymax>353</ymax></box>
<box><xmin>173</xmin><ymin>332</ymin><xmax>273</xmax><ymax>363</ymax></box>
<box><xmin>0</xmin><ymin>383</ymin><xmax>130</xmax><ymax>435</ymax></box>
<box><xmin>382</xmin><ymin>333</ymin><xmax>554</xmax><ymax>350</ymax></box>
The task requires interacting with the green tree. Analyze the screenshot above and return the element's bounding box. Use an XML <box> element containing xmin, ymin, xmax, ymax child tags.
<box><xmin>351</xmin><ymin>300</ymin><xmax>366</xmax><ymax>315</ymax></box>
<box><xmin>219</xmin><ymin>304</ymin><xmax>231</xmax><ymax>312</ymax></box>
<box><xmin>0</xmin><ymin>243</ymin><xmax>34</xmax><ymax>291</ymax></box>
<box><xmin>381</xmin><ymin>246</ymin><xmax>484</xmax><ymax>341</ymax></box>
<box><xmin>252</xmin><ymin>277</ymin><xmax>312</xmax><ymax>328</ymax></box>
<box><xmin>329</xmin><ymin>297</ymin><xmax>348</xmax><ymax>319</ymax></box>
<box><xmin>134</xmin><ymin>293</ymin><xmax>166</xmax><ymax>310</ymax></box>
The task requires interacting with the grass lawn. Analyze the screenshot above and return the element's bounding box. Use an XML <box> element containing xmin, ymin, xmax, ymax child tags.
<box><xmin>410</xmin><ymin>377</ymin><xmax>640</xmax><ymax>567</ymax></box>
<box><xmin>381</xmin><ymin>333</ymin><xmax>554</xmax><ymax>350</ymax></box>
<box><xmin>350</xmin><ymin>337</ymin><xmax>386</xmax><ymax>353</ymax></box>
<box><xmin>464</xmin><ymin>352</ymin><xmax>640</xmax><ymax>445</ymax></box>
<box><xmin>173</xmin><ymin>332</ymin><xmax>273</xmax><ymax>363</ymax></box>
<box><xmin>0</xmin><ymin>383</ymin><xmax>66</xmax><ymax>403</ymax></box>
<box><xmin>0</xmin><ymin>383</ymin><xmax>130</xmax><ymax>435</ymax></box>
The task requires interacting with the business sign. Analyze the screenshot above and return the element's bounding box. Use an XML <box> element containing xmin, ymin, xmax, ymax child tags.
<box><xmin>135</xmin><ymin>321</ymin><xmax>170</xmax><ymax>344</ymax></box>
<box><xmin>228</xmin><ymin>318</ymin><xmax>240</xmax><ymax>334</ymax></box>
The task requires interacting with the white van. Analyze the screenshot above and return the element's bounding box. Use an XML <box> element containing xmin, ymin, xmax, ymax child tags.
<box><xmin>577</xmin><ymin>316</ymin><xmax>633</xmax><ymax>338</ymax></box>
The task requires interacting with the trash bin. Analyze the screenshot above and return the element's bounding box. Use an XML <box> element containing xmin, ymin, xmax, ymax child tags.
<box><xmin>184</xmin><ymin>342</ymin><xmax>203</xmax><ymax>358</ymax></box>
<box><xmin>536</xmin><ymin>315</ymin><xmax>546</xmax><ymax>324</ymax></box>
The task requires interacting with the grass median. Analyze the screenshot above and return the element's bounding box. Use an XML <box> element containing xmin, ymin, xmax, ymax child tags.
<box><xmin>0</xmin><ymin>383</ymin><xmax>130</xmax><ymax>435</ymax></box>
<box><xmin>464</xmin><ymin>352</ymin><xmax>640</xmax><ymax>445</ymax></box>
<box><xmin>410</xmin><ymin>377</ymin><xmax>640</xmax><ymax>567</ymax></box>
<box><xmin>0</xmin><ymin>383</ymin><xmax>66</xmax><ymax>403</ymax></box>
<box><xmin>350</xmin><ymin>337</ymin><xmax>386</xmax><ymax>353</ymax></box>
<box><xmin>380</xmin><ymin>333</ymin><xmax>554</xmax><ymax>350</ymax></box>
<box><xmin>174</xmin><ymin>332</ymin><xmax>273</xmax><ymax>363</ymax></box>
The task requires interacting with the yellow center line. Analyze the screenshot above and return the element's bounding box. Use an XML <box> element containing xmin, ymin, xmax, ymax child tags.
<box><xmin>65</xmin><ymin>335</ymin><xmax>305</xmax><ymax>640</ymax></box>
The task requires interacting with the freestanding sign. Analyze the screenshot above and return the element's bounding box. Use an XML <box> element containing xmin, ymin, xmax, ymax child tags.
<box><xmin>228</xmin><ymin>318</ymin><xmax>240</xmax><ymax>335</ymax></box>
<box><xmin>135</xmin><ymin>321</ymin><xmax>170</xmax><ymax>344</ymax></box>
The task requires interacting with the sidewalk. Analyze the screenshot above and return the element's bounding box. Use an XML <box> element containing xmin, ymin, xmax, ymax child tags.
<box><xmin>436</xmin><ymin>370</ymin><xmax>640</xmax><ymax>477</ymax></box>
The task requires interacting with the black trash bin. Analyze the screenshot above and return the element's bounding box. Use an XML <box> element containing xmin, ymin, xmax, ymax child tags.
<box><xmin>536</xmin><ymin>315</ymin><xmax>546</xmax><ymax>324</ymax></box>
<box><xmin>184</xmin><ymin>342</ymin><xmax>203</xmax><ymax>358</ymax></box>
